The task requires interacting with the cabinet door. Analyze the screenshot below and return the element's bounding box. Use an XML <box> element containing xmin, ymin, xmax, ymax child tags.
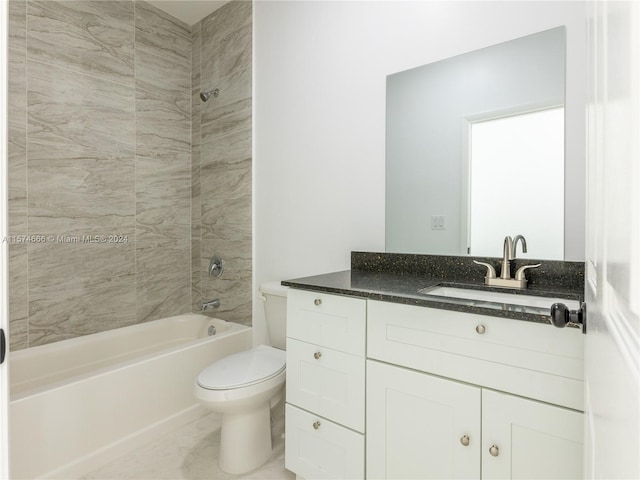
<box><xmin>367</xmin><ymin>360</ymin><xmax>481</xmax><ymax>479</ymax></box>
<box><xmin>285</xmin><ymin>404</ymin><xmax>364</xmax><ymax>479</ymax></box>
<box><xmin>286</xmin><ymin>338</ymin><xmax>365</xmax><ymax>432</ymax></box>
<box><xmin>482</xmin><ymin>389</ymin><xmax>583</xmax><ymax>479</ymax></box>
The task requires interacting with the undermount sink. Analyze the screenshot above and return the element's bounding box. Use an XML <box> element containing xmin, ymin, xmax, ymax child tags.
<box><xmin>418</xmin><ymin>285</ymin><xmax>580</xmax><ymax>310</ymax></box>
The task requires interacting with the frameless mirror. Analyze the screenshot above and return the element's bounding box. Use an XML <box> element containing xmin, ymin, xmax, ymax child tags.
<box><xmin>386</xmin><ymin>27</ymin><xmax>568</xmax><ymax>259</ymax></box>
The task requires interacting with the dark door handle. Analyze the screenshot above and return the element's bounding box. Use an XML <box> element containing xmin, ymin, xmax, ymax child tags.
<box><xmin>0</xmin><ymin>328</ymin><xmax>5</xmax><ymax>364</ymax></box>
<box><xmin>550</xmin><ymin>302</ymin><xmax>587</xmax><ymax>334</ymax></box>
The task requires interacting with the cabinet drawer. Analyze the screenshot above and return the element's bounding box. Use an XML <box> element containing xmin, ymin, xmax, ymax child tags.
<box><xmin>285</xmin><ymin>403</ymin><xmax>364</xmax><ymax>479</ymax></box>
<box><xmin>286</xmin><ymin>338</ymin><xmax>365</xmax><ymax>432</ymax></box>
<box><xmin>367</xmin><ymin>300</ymin><xmax>584</xmax><ymax>410</ymax></box>
<box><xmin>287</xmin><ymin>289</ymin><xmax>366</xmax><ymax>355</ymax></box>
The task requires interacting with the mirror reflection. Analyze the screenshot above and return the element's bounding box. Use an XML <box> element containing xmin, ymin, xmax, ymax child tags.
<box><xmin>386</xmin><ymin>27</ymin><xmax>566</xmax><ymax>259</ymax></box>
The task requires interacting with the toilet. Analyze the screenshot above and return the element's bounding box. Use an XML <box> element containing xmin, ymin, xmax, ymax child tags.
<box><xmin>193</xmin><ymin>282</ymin><xmax>288</xmax><ymax>474</ymax></box>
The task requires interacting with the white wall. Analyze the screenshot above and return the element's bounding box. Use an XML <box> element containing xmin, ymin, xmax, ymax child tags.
<box><xmin>253</xmin><ymin>0</ymin><xmax>587</xmax><ymax>337</ymax></box>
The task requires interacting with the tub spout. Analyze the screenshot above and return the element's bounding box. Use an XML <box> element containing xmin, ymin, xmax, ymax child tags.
<box><xmin>202</xmin><ymin>299</ymin><xmax>220</xmax><ymax>311</ymax></box>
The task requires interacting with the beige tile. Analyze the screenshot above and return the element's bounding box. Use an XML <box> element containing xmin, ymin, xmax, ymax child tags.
<box><xmin>201</xmin><ymin>96</ymin><xmax>252</xmax><ymax>144</ymax></box>
<box><xmin>135</xmin><ymin>245</ymin><xmax>191</xmax><ymax>323</ymax></box>
<box><xmin>201</xmin><ymin>1</ymin><xmax>252</xmax><ymax>48</ymax></box>
<box><xmin>27</xmin><ymin>59</ymin><xmax>135</xmax><ymax>236</ymax></box>
<box><xmin>135</xmin><ymin>1</ymin><xmax>190</xmax><ymax>65</ymax></box>
<box><xmin>8</xmin><ymin>244</ymin><xmax>28</xmax><ymax>351</ymax></box>
<box><xmin>9</xmin><ymin>2</ymin><xmax>27</xmax><ymax>237</ymax></box>
<box><xmin>9</xmin><ymin>1</ymin><xmax>27</xmax><ymax>47</ymax></box>
<box><xmin>27</xmin><ymin>59</ymin><xmax>135</xmax><ymax>157</ymax></box>
<box><xmin>29</xmin><ymin>282</ymin><xmax>137</xmax><ymax>347</ymax></box>
<box><xmin>136</xmin><ymin>82</ymin><xmax>191</xmax><ymax>152</ymax></box>
<box><xmin>135</xmin><ymin>1</ymin><xmax>190</xmax><ymax>93</ymax></box>
<box><xmin>28</xmin><ymin>239</ymin><xmax>135</xmax><ymax>296</ymax></box>
<box><xmin>27</xmin><ymin>0</ymin><xmax>134</xmax><ymax>86</ymax></box>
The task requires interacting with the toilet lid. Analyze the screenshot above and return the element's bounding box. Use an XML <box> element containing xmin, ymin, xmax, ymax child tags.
<box><xmin>197</xmin><ymin>345</ymin><xmax>286</xmax><ymax>390</ymax></box>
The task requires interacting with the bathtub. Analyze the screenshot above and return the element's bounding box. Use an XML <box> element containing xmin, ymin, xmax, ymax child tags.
<box><xmin>9</xmin><ymin>313</ymin><xmax>252</xmax><ymax>479</ymax></box>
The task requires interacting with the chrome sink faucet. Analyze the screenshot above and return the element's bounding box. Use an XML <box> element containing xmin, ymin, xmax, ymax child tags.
<box><xmin>475</xmin><ymin>235</ymin><xmax>540</xmax><ymax>289</ymax></box>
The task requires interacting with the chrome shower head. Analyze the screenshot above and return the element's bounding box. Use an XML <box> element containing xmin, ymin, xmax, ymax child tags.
<box><xmin>200</xmin><ymin>89</ymin><xmax>219</xmax><ymax>102</ymax></box>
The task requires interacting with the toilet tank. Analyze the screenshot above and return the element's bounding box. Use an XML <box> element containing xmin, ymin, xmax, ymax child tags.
<box><xmin>259</xmin><ymin>282</ymin><xmax>289</xmax><ymax>350</ymax></box>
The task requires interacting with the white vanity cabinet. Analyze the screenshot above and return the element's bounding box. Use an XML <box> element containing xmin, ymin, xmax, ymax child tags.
<box><xmin>285</xmin><ymin>289</ymin><xmax>584</xmax><ymax>480</ymax></box>
<box><xmin>367</xmin><ymin>360</ymin><xmax>482</xmax><ymax>479</ymax></box>
<box><xmin>285</xmin><ymin>289</ymin><xmax>366</xmax><ymax>479</ymax></box>
<box><xmin>366</xmin><ymin>300</ymin><xmax>584</xmax><ymax>480</ymax></box>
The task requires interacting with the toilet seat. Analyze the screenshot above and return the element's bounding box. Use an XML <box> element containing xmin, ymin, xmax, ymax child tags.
<box><xmin>197</xmin><ymin>345</ymin><xmax>286</xmax><ymax>390</ymax></box>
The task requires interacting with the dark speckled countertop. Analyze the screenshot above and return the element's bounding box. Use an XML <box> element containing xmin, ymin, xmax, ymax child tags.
<box><xmin>282</xmin><ymin>252</ymin><xmax>585</xmax><ymax>328</ymax></box>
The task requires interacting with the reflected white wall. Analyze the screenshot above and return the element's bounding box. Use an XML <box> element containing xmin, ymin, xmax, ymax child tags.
<box><xmin>469</xmin><ymin>108</ymin><xmax>564</xmax><ymax>258</ymax></box>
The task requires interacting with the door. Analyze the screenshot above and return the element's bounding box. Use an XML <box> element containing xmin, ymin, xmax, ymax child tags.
<box><xmin>366</xmin><ymin>360</ymin><xmax>481</xmax><ymax>480</ymax></box>
<box><xmin>585</xmin><ymin>1</ymin><xmax>640</xmax><ymax>478</ymax></box>
<box><xmin>1</xmin><ymin>0</ymin><xmax>11</xmax><ymax>476</ymax></box>
<box><xmin>482</xmin><ymin>390</ymin><xmax>583</xmax><ymax>480</ymax></box>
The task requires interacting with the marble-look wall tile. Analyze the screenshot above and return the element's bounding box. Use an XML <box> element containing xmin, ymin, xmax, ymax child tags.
<box><xmin>200</xmin><ymin>129</ymin><xmax>252</xmax><ymax>324</ymax></box>
<box><xmin>8</xmin><ymin>0</ymin><xmax>194</xmax><ymax>349</ymax></box>
<box><xmin>8</xmin><ymin>1</ymin><xmax>28</xmax><ymax>350</ymax></box>
<box><xmin>27</xmin><ymin>0</ymin><xmax>134</xmax><ymax>86</ymax></box>
<box><xmin>9</xmin><ymin>245</ymin><xmax>28</xmax><ymax>351</ymax></box>
<box><xmin>27</xmin><ymin>59</ymin><xmax>135</xmax><ymax>236</ymax></box>
<box><xmin>8</xmin><ymin>0</ymin><xmax>27</xmax><ymax>236</ymax></box>
<box><xmin>194</xmin><ymin>1</ymin><xmax>252</xmax><ymax>324</ymax></box>
<box><xmin>191</xmin><ymin>23</ymin><xmax>203</xmax><ymax>313</ymax></box>
<box><xmin>200</xmin><ymin>1</ymin><xmax>252</xmax><ymax>143</ymax></box>
<box><xmin>29</xmin><ymin>282</ymin><xmax>137</xmax><ymax>347</ymax></box>
<box><xmin>135</xmin><ymin>1</ymin><xmax>192</xmax><ymax>324</ymax></box>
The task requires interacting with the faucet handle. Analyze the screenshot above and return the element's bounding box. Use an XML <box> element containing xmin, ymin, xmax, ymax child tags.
<box><xmin>473</xmin><ymin>260</ymin><xmax>497</xmax><ymax>280</ymax></box>
<box><xmin>514</xmin><ymin>263</ymin><xmax>541</xmax><ymax>281</ymax></box>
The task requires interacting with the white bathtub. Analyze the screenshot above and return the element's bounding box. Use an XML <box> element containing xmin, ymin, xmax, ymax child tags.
<box><xmin>9</xmin><ymin>313</ymin><xmax>252</xmax><ymax>479</ymax></box>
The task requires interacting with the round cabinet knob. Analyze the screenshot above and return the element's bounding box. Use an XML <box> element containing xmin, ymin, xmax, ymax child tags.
<box><xmin>460</xmin><ymin>435</ymin><xmax>470</xmax><ymax>447</ymax></box>
<box><xmin>489</xmin><ymin>445</ymin><xmax>500</xmax><ymax>457</ymax></box>
<box><xmin>313</xmin><ymin>421</ymin><xmax>321</xmax><ymax>430</ymax></box>
<box><xmin>314</xmin><ymin>351</ymin><xmax>322</xmax><ymax>360</ymax></box>
<box><xmin>314</xmin><ymin>298</ymin><xmax>322</xmax><ymax>306</ymax></box>
<box><xmin>475</xmin><ymin>325</ymin><xmax>486</xmax><ymax>335</ymax></box>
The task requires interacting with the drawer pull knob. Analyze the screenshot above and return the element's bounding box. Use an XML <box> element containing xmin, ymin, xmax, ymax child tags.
<box><xmin>475</xmin><ymin>324</ymin><xmax>486</xmax><ymax>334</ymax></box>
<box><xmin>314</xmin><ymin>298</ymin><xmax>322</xmax><ymax>306</ymax></box>
<box><xmin>460</xmin><ymin>435</ymin><xmax>470</xmax><ymax>446</ymax></box>
<box><xmin>489</xmin><ymin>444</ymin><xmax>500</xmax><ymax>457</ymax></box>
<box><xmin>314</xmin><ymin>351</ymin><xmax>322</xmax><ymax>360</ymax></box>
<box><xmin>313</xmin><ymin>421</ymin><xmax>321</xmax><ymax>430</ymax></box>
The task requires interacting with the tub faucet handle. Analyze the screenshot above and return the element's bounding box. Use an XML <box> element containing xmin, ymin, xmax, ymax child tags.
<box><xmin>202</xmin><ymin>299</ymin><xmax>220</xmax><ymax>311</ymax></box>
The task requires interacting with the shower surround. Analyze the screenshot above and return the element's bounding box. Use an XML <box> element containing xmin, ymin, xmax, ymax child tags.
<box><xmin>7</xmin><ymin>0</ymin><xmax>252</xmax><ymax>350</ymax></box>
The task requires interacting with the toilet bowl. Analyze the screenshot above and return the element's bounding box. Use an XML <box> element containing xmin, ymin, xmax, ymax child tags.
<box><xmin>193</xmin><ymin>282</ymin><xmax>289</xmax><ymax>475</ymax></box>
<box><xmin>194</xmin><ymin>345</ymin><xmax>286</xmax><ymax>474</ymax></box>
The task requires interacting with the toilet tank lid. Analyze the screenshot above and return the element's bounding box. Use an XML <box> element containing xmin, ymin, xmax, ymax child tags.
<box><xmin>259</xmin><ymin>281</ymin><xmax>289</xmax><ymax>297</ymax></box>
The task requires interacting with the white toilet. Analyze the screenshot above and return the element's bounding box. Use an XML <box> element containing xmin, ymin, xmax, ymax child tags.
<box><xmin>194</xmin><ymin>282</ymin><xmax>288</xmax><ymax>474</ymax></box>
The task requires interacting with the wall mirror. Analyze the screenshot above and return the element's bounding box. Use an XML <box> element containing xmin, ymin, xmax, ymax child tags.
<box><xmin>386</xmin><ymin>27</ymin><xmax>570</xmax><ymax>260</ymax></box>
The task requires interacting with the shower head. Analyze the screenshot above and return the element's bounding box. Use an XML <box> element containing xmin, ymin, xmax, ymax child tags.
<box><xmin>200</xmin><ymin>89</ymin><xmax>219</xmax><ymax>102</ymax></box>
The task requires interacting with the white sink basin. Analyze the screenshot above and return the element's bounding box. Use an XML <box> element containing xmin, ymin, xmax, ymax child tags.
<box><xmin>419</xmin><ymin>286</ymin><xmax>580</xmax><ymax>310</ymax></box>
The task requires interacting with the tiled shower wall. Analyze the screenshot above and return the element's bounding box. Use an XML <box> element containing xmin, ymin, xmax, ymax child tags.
<box><xmin>7</xmin><ymin>0</ymin><xmax>252</xmax><ymax>350</ymax></box>
<box><xmin>191</xmin><ymin>2</ymin><xmax>252</xmax><ymax>326</ymax></box>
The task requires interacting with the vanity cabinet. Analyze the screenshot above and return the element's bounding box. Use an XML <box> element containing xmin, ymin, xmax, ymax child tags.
<box><xmin>367</xmin><ymin>360</ymin><xmax>482</xmax><ymax>479</ymax></box>
<box><xmin>366</xmin><ymin>300</ymin><xmax>584</xmax><ymax>480</ymax></box>
<box><xmin>285</xmin><ymin>289</ymin><xmax>584</xmax><ymax>479</ymax></box>
<box><xmin>285</xmin><ymin>289</ymin><xmax>366</xmax><ymax>479</ymax></box>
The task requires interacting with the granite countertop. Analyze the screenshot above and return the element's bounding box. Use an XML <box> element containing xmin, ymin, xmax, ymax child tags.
<box><xmin>282</xmin><ymin>269</ymin><xmax>584</xmax><ymax>327</ymax></box>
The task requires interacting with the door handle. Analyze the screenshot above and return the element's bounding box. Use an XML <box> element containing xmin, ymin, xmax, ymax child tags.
<box><xmin>1</xmin><ymin>328</ymin><xmax>6</xmax><ymax>364</ymax></box>
<box><xmin>550</xmin><ymin>302</ymin><xmax>587</xmax><ymax>334</ymax></box>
